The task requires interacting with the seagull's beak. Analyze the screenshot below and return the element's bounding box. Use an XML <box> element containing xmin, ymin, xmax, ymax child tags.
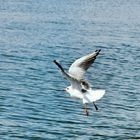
<box><xmin>62</xmin><ymin>89</ymin><xmax>66</xmax><ymax>92</ymax></box>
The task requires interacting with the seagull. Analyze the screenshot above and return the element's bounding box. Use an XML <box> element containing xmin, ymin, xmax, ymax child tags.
<box><xmin>53</xmin><ymin>49</ymin><xmax>105</xmax><ymax>115</ymax></box>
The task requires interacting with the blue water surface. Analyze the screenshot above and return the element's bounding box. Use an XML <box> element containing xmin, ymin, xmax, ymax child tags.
<box><xmin>0</xmin><ymin>0</ymin><xmax>140</xmax><ymax>139</ymax></box>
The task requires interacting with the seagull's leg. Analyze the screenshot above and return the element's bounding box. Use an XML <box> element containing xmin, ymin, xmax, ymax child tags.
<box><xmin>84</xmin><ymin>103</ymin><xmax>89</xmax><ymax>116</ymax></box>
<box><xmin>93</xmin><ymin>102</ymin><xmax>98</xmax><ymax>111</ymax></box>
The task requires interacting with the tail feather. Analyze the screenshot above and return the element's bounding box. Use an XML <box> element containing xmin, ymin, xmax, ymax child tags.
<box><xmin>83</xmin><ymin>89</ymin><xmax>105</xmax><ymax>104</ymax></box>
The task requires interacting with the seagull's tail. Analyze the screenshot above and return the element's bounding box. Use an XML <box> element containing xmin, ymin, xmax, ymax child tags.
<box><xmin>82</xmin><ymin>89</ymin><xmax>105</xmax><ymax>104</ymax></box>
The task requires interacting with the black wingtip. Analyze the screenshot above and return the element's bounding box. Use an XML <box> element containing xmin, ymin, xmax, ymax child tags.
<box><xmin>53</xmin><ymin>60</ymin><xmax>59</xmax><ymax>65</ymax></box>
<box><xmin>53</xmin><ymin>60</ymin><xmax>57</xmax><ymax>63</ymax></box>
<box><xmin>53</xmin><ymin>60</ymin><xmax>65</xmax><ymax>72</ymax></box>
<box><xmin>53</xmin><ymin>60</ymin><xmax>59</xmax><ymax>66</ymax></box>
<box><xmin>95</xmin><ymin>49</ymin><xmax>101</xmax><ymax>53</ymax></box>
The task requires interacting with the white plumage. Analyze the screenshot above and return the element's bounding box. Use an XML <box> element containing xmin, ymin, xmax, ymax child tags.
<box><xmin>54</xmin><ymin>49</ymin><xmax>105</xmax><ymax>115</ymax></box>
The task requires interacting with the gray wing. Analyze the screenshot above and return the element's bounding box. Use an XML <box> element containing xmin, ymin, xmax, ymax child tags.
<box><xmin>53</xmin><ymin>60</ymin><xmax>87</xmax><ymax>90</ymax></box>
<box><xmin>53</xmin><ymin>60</ymin><xmax>80</xmax><ymax>88</ymax></box>
<box><xmin>68</xmin><ymin>49</ymin><xmax>101</xmax><ymax>80</ymax></box>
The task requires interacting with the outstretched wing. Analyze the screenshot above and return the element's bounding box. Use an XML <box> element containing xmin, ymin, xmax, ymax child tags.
<box><xmin>68</xmin><ymin>49</ymin><xmax>101</xmax><ymax>80</ymax></box>
<box><xmin>53</xmin><ymin>60</ymin><xmax>80</xmax><ymax>87</ymax></box>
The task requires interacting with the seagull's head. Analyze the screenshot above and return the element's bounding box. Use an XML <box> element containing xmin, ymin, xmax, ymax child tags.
<box><xmin>65</xmin><ymin>86</ymin><xmax>72</xmax><ymax>94</ymax></box>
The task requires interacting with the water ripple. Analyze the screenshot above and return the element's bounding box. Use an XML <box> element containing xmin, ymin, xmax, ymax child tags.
<box><xmin>0</xmin><ymin>0</ymin><xmax>140</xmax><ymax>139</ymax></box>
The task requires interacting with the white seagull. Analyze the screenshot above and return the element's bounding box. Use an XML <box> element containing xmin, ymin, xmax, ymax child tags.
<box><xmin>54</xmin><ymin>49</ymin><xmax>105</xmax><ymax>115</ymax></box>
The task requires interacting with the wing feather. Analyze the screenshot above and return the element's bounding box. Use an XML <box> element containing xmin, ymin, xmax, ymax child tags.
<box><xmin>69</xmin><ymin>49</ymin><xmax>101</xmax><ymax>80</ymax></box>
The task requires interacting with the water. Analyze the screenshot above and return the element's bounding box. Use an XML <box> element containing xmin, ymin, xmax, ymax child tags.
<box><xmin>0</xmin><ymin>0</ymin><xmax>140</xmax><ymax>139</ymax></box>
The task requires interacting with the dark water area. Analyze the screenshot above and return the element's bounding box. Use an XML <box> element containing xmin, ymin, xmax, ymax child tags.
<box><xmin>0</xmin><ymin>0</ymin><xmax>140</xmax><ymax>139</ymax></box>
